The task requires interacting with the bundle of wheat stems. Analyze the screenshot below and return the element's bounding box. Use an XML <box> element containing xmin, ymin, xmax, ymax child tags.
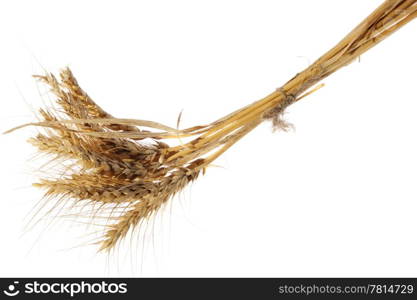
<box><xmin>6</xmin><ymin>0</ymin><xmax>417</xmax><ymax>251</ymax></box>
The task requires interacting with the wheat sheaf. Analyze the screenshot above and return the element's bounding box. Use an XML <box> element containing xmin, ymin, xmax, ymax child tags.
<box><xmin>6</xmin><ymin>0</ymin><xmax>417</xmax><ymax>252</ymax></box>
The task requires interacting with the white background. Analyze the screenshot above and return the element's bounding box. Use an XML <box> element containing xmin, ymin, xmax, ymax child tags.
<box><xmin>1</xmin><ymin>0</ymin><xmax>417</xmax><ymax>276</ymax></box>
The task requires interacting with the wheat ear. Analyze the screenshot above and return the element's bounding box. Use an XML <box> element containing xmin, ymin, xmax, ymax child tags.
<box><xmin>5</xmin><ymin>0</ymin><xmax>417</xmax><ymax>251</ymax></box>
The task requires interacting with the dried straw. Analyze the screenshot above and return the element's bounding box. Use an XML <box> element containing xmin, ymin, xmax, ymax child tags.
<box><xmin>6</xmin><ymin>0</ymin><xmax>417</xmax><ymax>251</ymax></box>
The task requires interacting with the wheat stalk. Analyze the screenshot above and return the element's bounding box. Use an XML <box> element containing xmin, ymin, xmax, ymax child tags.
<box><xmin>5</xmin><ymin>0</ymin><xmax>417</xmax><ymax>251</ymax></box>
